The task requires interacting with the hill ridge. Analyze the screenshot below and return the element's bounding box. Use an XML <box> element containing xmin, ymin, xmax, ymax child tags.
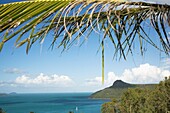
<box><xmin>109</xmin><ymin>80</ymin><xmax>135</xmax><ymax>88</ymax></box>
<box><xmin>91</xmin><ymin>80</ymin><xmax>157</xmax><ymax>99</ymax></box>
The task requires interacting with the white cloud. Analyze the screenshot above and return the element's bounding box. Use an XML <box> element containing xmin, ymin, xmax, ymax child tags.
<box><xmin>85</xmin><ymin>72</ymin><xmax>119</xmax><ymax>88</ymax></box>
<box><xmin>86</xmin><ymin>63</ymin><xmax>170</xmax><ymax>88</ymax></box>
<box><xmin>0</xmin><ymin>73</ymin><xmax>75</xmax><ymax>88</ymax></box>
<box><xmin>1</xmin><ymin>63</ymin><xmax>169</xmax><ymax>92</ymax></box>
<box><xmin>122</xmin><ymin>63</ymin><xmax>169</xmax><ymax>83</ymax></box>
<box><xmin>15</xmin><ymin>73</ymin><xmax>75</xmax><ymax>87</ymax></box>
<box><xmin>3</xmin><ymin>68</ymin><xmax>25</xmax><ymax>74</ymax></box>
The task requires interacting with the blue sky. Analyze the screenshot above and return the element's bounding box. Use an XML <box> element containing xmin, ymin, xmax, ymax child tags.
<box><xmin>0</xmin><ymin>0</ymin><xmax>170</xmax><ymax>93</ymax></box>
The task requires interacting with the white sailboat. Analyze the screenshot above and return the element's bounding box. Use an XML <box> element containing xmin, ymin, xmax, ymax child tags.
<box><xmin>76</xmin><ymin>107</ymin><xmax>78</xmax><ymax>111</ymax></box>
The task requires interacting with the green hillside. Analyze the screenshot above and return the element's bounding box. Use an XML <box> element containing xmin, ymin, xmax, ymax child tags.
<box><xmin>91</xmin><ymin>80</ymin><xmax>157</xmax><ymax>99</ymax></box>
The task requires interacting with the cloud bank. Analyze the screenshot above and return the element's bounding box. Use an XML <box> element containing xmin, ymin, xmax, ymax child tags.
<box><xmin>1</xmin><ymin>73</ymin><xmax>75</xmax><ymax>88</ymax></box>
<box><xmin>86</xmin><ymin>63</ymin><xmax>170</xmax><ymax>88</ymax></box>
<box><xmin>1</xmin><ymin>63</ymin><xmax>169</xmax><ymax>92</ymax></box>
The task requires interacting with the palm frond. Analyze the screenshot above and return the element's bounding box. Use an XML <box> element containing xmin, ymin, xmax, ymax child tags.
<box><xmin>0</xmin><ymin>0</ymin><xmax>170</xmax><ymax>83</ymax></box>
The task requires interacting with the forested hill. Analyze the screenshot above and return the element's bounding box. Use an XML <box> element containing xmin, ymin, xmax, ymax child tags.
<box><xmin>91</xmin><ymin>80</ymin><xmax>157</xmax><ymax>99</ymax></box>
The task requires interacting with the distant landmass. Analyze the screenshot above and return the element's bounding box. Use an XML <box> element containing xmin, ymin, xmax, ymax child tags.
<box><xmin>0</xmin><ymin>92</ymin><xmax>17</xmax><ymax>96</ymax></box>
<box><xmin>9</xmin><ymin>92</ymin><xmax>17</xmax><ymax>95</ymax></box>
<box><xmin>91</xmin><ymin>80</ymin><xmax>157</xmax><ymax>99</ymax></box>
<box><xmin>0</xmin><ymin>93</ymin><xmax>7</xmax><ymax>96</ymax></box>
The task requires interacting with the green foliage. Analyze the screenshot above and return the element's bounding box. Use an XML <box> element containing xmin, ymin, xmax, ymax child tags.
<box><xmin>101</xmin><ymin>76</ymin><xmax>170</xmax><ymax>113</ymax></box>
<box><xmin>148</xmin><ymin>76</ymin><xmax>170</xmax><ymax>113</ymax></box>
<box><xmin>101</xmin><ymin>99</ymin><xmax>118</xmax><ymax>113</ymax></box>
<box><xmin>91</xmin><ymin>88</ymin><xmax>129</xmax><ymax>99</ymax></box>
<box><xmin>0</xmin><ymin>108</ymin><xmax>6</xmax><ymax>113</ymax></box>
<box><xmin>120</xmin><ymin>88</ymin><xmax>152</xmax><ymax>113</ymax></box>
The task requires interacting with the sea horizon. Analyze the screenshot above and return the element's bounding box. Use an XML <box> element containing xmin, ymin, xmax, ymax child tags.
<box><xmin>0</xmin><ymin>93</ymin><xmax>109</xmax><ymax>113</ymax></box>
<box><xmin>2</xmin><ymin>92</ymin><xmax>94</xmax><ymax>94</ymax></box>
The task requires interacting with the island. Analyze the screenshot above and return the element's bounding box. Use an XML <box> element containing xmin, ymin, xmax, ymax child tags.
<box><xmin>0</xmin><ymin>93</ymin><xmax>7</xmax><ymax>96</ymax></box>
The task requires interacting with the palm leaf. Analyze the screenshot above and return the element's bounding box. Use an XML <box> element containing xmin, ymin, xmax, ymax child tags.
<box><xmin>0</xmin><ymin>0</ymin><xmax>170</xmax><ymax>83</ymax></box>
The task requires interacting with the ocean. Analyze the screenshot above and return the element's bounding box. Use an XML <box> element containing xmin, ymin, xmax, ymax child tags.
<box><xmin>0</xmin><ymin>93</ymin><xmax>108</xmax><ymax>113</ymax></box>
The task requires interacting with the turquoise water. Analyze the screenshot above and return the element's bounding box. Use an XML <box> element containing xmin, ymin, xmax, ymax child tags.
<box><xmin>0</xmin><ymin>93</ymin><xmax>108</xmax><ymax>113</ymax></box>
